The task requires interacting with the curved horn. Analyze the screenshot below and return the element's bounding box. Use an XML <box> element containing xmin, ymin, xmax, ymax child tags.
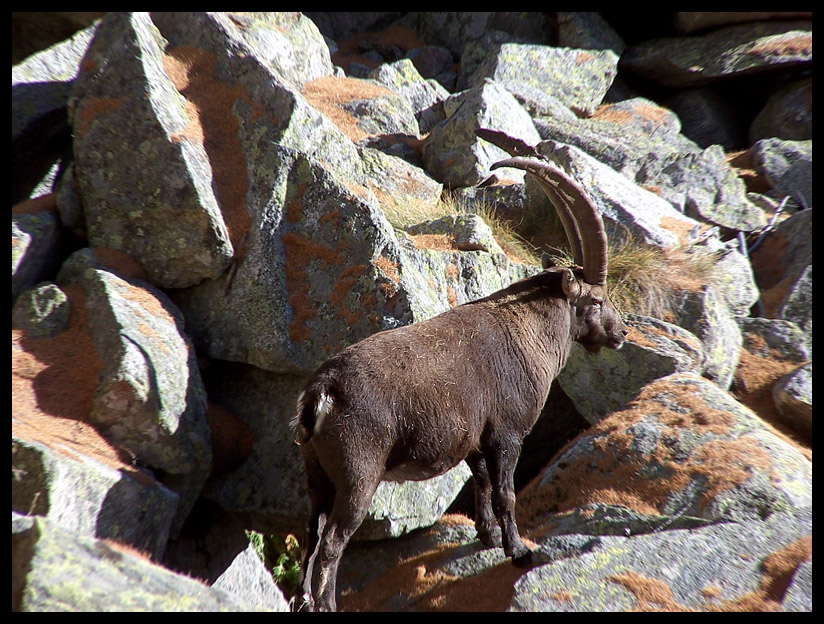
<box><xmin>491</xmin><ymin>157</ymin><xmax>608</xmax><ymax>285</ymax></box>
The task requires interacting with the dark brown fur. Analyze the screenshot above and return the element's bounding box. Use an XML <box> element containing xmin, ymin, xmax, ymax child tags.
<box><xmin>294</xmin><ymin>265</ymin><xmax>627</xmax><ymax>611</ymax></box>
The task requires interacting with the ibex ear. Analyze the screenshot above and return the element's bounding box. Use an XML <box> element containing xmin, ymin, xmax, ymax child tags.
<box><xmin>560</xmin><ymin>268</ymin><xmax>581</xmax><ymax>301</ymax></box>
<box><xmin>541</xmin><ymin>253</ymin><xmax>556</xmax><ymax>270</ymax></box>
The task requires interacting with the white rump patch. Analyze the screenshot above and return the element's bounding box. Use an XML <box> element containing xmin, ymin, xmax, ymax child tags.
<box><xmin>316</xmin><ymin>390</ymin><xmax>335</xmax><ymax>421</ymax></box>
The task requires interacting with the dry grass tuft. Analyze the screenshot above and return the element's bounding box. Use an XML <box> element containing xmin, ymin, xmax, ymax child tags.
<box><xmin>606</xmin><ymin>237</ymin><xmax>716</xmax><ymax>320</ymax></box>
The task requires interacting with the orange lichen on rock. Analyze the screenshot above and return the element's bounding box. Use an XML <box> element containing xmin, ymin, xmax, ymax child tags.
<box><xmin>163</xmin><ymin>45</ymin><xmax>252</xmax><ymax>254</ymax></box>
<box><xmin>746</xmin><ymin>34</ymin><xmax>812</xmax><ymax>58</ymax></box>
<box><xmin>516</xmin><ymin>375</ymin><xmax>782</xmax><ymax>531</ymax></box>
<box><xmin>733</xmin><ymin>333</ymin><xmax>811</xmax><ymax>454</ymax></box>
<box><xmin>72</xmin><ymin>96</ymin><xmax>125</xmax><ymax>138</ymax></box>
<box><xmin>609</xmin><ymin>570</ymin><xmax>694</xmax><ymax>612</ymax></box>
<box><xmin>709</xmin><ymin>536</ymin><xmax>812</xmax><ymax>612</ymax></box>
<box><xmin>302</xmin><ymin>75</ymin><xmax>398</xmax><ymax>142</ymax></box>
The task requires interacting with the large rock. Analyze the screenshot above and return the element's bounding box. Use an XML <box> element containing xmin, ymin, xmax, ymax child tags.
<box><xmin>422</xmin><ymin>79</ymin><xmax>540</xmax><ymax>188</ymax></box>
<box><xmin>531</xmin><ymin>112</ymin><xmax>765</xmax><ymax>233</ymax></box>
<box><xmin>12</xmin><ymin>205</ymin><xmax>62</xmax><ymax>301</ymax></box>
<box><xmin>12</xmin><ymin>437</ymin><xmax>178</xmax><ymax>560</ymax></box>
<box><xmin>751</xmin><ymin>138</ymin><xmax>812</xmax><ymax>208</ymax></box>
<box><xmin>335</xmin><ymin>507</ymin><xmax>812</xmax><ymax>611</ymax></box>
<box><xmin>519</xmin><ymin>374</ymin><xmax>811</xmax><ymax>527</ymax></box>
<box><xmin>57</xmin><ymin>248</ymin><xmax>212</xmax><ymax>534</ymax></box>
<box><xmin>534</xmin><ymin>140</ymin><xmax>701</xmax><ymax>248</ymax></box>
<box><xmin>558</xmin><ymin>315</ymin><xmax>705</xmax><ymax>424</ymax></box>
<box><xmin>12</xmin><ymin>513</ymin><xmax>269</xmax><ymax>612</ymax></box>
<box><xmin>465</xmin><ymin>43</ymin><xmax>619</xmax><ymax>116</ymax></box>
<box><xmin>749</xmin><ymin>77</ymin><xmax>812</xmax><ymax>143</ymax></box>
<box><xmin>172</xmin><ymin>148</ymin><xmax>402</xmax><ymax>375</ymax></box>
<box><xmin>156</xmin><ymin>11</ymin><xmax>333</xmax><ymax>90</ymax></box>
<box><xmin>68</xmin><ymin>12</ymin><xmax>234</xmax><ymax>288</ymax></box>
<box><xmin>620</xmin><ymin>20</ymin><xmax>812</xmax><ymax>88</ymax></box>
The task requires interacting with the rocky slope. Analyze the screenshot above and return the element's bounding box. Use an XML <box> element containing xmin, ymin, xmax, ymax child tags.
<box><xmin>12</xmin><ymin>12</ymin><xmax>811</xmax><ymax>612</ymax></box>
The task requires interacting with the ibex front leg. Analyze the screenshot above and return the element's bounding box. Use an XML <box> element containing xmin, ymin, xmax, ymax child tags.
<box><xmin>466</xmin><ymin>450</ymin><xmax>502</xmax><ymax>548</ymax></box>
<box><xmin>485</xmin><ymin>439</ymin><xmax>532</xmax><ymax>568</ymax></box>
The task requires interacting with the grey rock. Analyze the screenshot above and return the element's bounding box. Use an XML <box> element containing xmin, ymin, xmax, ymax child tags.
<box><xmin>12</xmin><ymin>513</ymin><xmax>267</xmax><ymax>612</ymax></box>
<box><xmin>406</xmin><ymin>12</ymin><xmax>554</xmax><ymax>59</ymax></box>
<box><xmin>663</xmin><ymin>87</ymin><xmax>745</xmax><ymax>151</ymax></box>
<box><xmin>57</xmin><ymin>248</ymin><xmax>212</xmax><ymax>534</ymax></box>
<box><xmin>12</xmin><ymin>209</ymin><xmax>61</xmax><ymax>301</ymax></box>
<box><xmin>558</xmin><ymin>315</ymin><xmax>705</xmax><ymax>424</ymax></box>
<box><xmin>212</xmin><ymin>544</ymin><xmax>290</xmax><ymax>611</ymax></box>
<box><xmin>12</xmin><ymin>437</ymin><xmax>178</xmax><ymax>560</ymax></box>
<box><xmin>422</xmin><ymin>79</ymin><xmax>540</xmax><ymax>188</ymax></box>
<box><xmin>367</xmin><ymin>59</ymin><xmax>450</xmax><ymax>133</ymax></box>
<box><xmin>712</xmin><ymin>242</ymin><xmax>761</xmax><ymax>317</ymax></box>
<box><xmin>172</xmin><ymin>148</ymin><xmax>400</xmax><ymax>375</ymax></box>
<box><xmin>669</xmin><ymin>284</ymin><xmax>743</xmax><ymax>389</ymax></box>
<box><xmin>739</xmin><ymin>317</ymin><xmax>811</xmax><ymax>362</ymax></box>
<box><xmin>358</xmin><ymin>146</ymin><xmax>443</xmax><ymax>210</ymax></box>
<box><xmin>12</xmin><ymin>282</ymin><xmax>71</xmax><ymax>339</ymax></box>
<box><xmin>534</xmin><ymin>140</ymin><xmax>701</xmax><ymax>248</ymax></box>
<box><xmin>68</xmin><ymin>12</ymin><xmax>234</xmax><ymax>289</ymax></box>
<box><xmin>520</xmin><ymin>374</ymin><xmax>812</xmax><ymax>530</ymax></box>
<box><xmin>466</xmin><ymin>43</ymin><xmax>619</xmax><ymax>116</ymax></box>
<box><xmin>751</xmin><ymin>138</ymin><xmax>812</xmax><ymax>208</ymax></box>
<box><xmin>772</xmin><ymin>362</ymin><xmax>812</xmax><ymax>439</ymax></box>
<box><xmin>620</xmin><ymin>20</ymin><xmax>812</xmax><ymax>88</ymax></box>
<box><xmin>557</xmin><ymin>12</ymin><xmax>626</xmax><ymax>55</ymax></box>
<box><xmin>406</xmin><ymin>45</ymin><xmax>454</xmax><ymax>79</ymax></box>
<box><xmin>510</xmin><ymin>510</ymin><xmax>812</xmax><ymax>611</ymax></box>
<box><xmin>749</xmin><ymin>77</ymin><xmax>813</xmax><ymax>143</ymax></box>
<box><xmin>530</xmin><ymin>107</ymin><xmax>765</xmax><ymax>233</ymax></box>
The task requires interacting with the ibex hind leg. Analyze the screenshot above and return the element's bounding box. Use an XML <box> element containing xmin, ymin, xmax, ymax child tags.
<box><xmin>485</xmin><ymin>440</ymin><xmax>533</xmax><ymax>568</ymax></box>
<box><xmin>466</xmin><ymin>450</ymin><xmax>502</xmax><ymax>548</ymax></box>
<box><xmin>296</xmin><ymin>454</ymin><xmax>334</xmax><ymax>612</ymax></box>
<box><xmin>313</xmin><ymin>476</ymin><xmax>381</xmax><ymax>612</ymax></box>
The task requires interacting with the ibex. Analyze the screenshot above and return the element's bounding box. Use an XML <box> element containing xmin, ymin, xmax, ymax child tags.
<box><xmin>293</xmin><ymin>130</ymin><xmax>628</xmax><ymax>611</ymax></box>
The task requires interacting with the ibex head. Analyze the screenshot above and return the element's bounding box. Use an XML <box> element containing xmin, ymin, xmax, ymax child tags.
<box><xmin>479</xmin><ymin>129</ymin><xmax>628</xmax><ymax>354</ymax></box>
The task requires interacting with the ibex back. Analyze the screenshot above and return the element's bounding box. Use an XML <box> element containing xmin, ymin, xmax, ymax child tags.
<box><xmin>293</xmin><ymin>130</ymin><xmax>628</xmax><ymax>611</ymax></box>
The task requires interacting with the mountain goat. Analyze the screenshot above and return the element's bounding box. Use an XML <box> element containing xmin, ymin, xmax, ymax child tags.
<box><xmin>293</xmin><ymin>130</ymin><xmax>628</xmax><ymax>611</ymax></box>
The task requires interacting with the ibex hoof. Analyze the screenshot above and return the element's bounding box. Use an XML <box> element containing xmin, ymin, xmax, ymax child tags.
<box><xmin>512</xmin><ymin>548</ymin><xmax>534</xmax><ymax>569</ymax></box>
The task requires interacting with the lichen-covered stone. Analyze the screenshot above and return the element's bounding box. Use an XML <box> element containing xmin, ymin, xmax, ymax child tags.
<box><xmin>558</xmin><ymin>315</ymin><xmax>705</xmax><ymax>424</ymax></box>
<box><xmin>466</xmin><ymin>43</ymin><xmax>619</xmax><ymax>116</ymax></box>
<box><xmin>772</xmin><ymin>362</ymin><xmax>812</xmax><ymax>438</ymax></box>
<box><xmin>12</xmin><ymin>513</ymin><xmax>267</xmax><ymax>612</ymax></box>
<box><xmin>69</xmin><ymin>12</ymin><xmax>234</xmax><ymax>288</ymax></box>
<box><xmin>12</xmin><ymin>282</ymin><xmax>71</xmax><ymax>338</ymax></box>
<box><xmin>751</xmin><ymin>138</ymin><xmax>812</xmax><ymax>208</ymax></box>
<box><xmin>422</xmin><ymin>80</ymin><xmax>540</xmax><ymax>188</ymax></box>
<box><xmin>57</xmin><ymin>248</ymin><xmax>211</xmax><ymax>533</ymax></box>
<box><xmin>520</xmin><ymin>374</ymin><xmax>812</xmax><ymax>528</ymax></box>
<box><xmin>620</xmin><ymin>20</ymin><xmax>812</xmax><ymax>87</ymax></box>
<box><xmin>12</xmin><ymin>437</ymin><xmax>178</xmax><ymax>561</ymax></box>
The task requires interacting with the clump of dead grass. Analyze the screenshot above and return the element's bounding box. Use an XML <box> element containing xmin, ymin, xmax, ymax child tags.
<box><xmin>605</xmin><ymin>237</ymin><xmax>717</xmax><ymax>320</ymax></box>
